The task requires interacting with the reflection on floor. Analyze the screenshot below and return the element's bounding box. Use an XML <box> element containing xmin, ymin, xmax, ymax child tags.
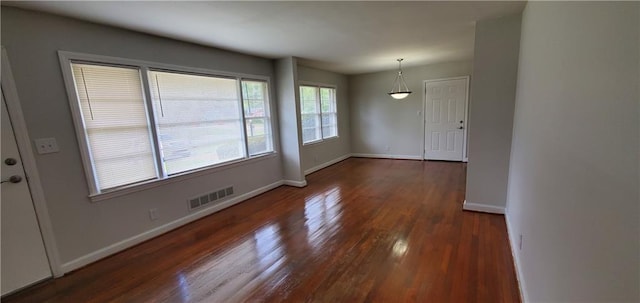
<box><xmin>4</xmin><ymin>158</ymin><xmax>520</xmax><ymax>302</ymax></box>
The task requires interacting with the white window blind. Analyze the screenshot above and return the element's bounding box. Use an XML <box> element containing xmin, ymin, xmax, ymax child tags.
<box><xmin>149</xmin><ymin>71</ymin><xmax>244</xmax><ymax>175</ymax></box>
<box><xmin>63</xmin><ymin>52</ymin><xmax>277</xmax><ymax>196</ymax></box>
<box><xmin>300</xmin><ymin>85</ymin><xmax>338</xmax><ymax>144</ymax></box>
<box><xmin>71</xmin><ymin>63</ymin><xmax>157</xmax><ymax>190</ymax></box>
<box><xmin>242</xmin><ymin>80</ymin><xmax>273</xmax><ymax>156</ymax></box>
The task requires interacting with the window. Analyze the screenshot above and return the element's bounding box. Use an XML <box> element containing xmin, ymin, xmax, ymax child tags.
<box><xmin>149</xmin><ymin>71</ymin><xmax>244</xmax><ymax>175</ymax></box>
<box><xmin>242</xmin><ymin>81</ymin><xmax>273</xmax><ymax>156</ymax></box>
<box><xmin>299</xmin><ymin>85</ymin><xmax>338</xmax><ymax>144</ymax></box>
<box><xmin>63</xmin><ymin>53</ymin><xmax>273</xmax><ymax>195</ymax></box>
<box><xmin>71</xmin><ymin>63</ymin><xmax>156</xmax><ymax>190</ymax></box>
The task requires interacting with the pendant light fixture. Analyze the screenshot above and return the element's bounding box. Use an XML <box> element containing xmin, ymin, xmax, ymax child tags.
<box><xmin>388</xmin><ymin>58</ymin><xmax>412</xmax><ymax>100</ymax></box>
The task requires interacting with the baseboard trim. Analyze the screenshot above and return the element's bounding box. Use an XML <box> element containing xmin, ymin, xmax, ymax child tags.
<box><xmin>304</xmin><ymin>154</ymin><xmax>351</xmax><ymax>175</ymax></box>
<box><xmin>351</xmin><ymin>153</ymin><xmax>422</xmax><ymax>160</ymax></box>
<box><xmin>462</xmin><ymin>200</ymin><xmax>505</xmax><ymax>214</ymax></box>
<box><xmin>60</xmin><ymin>180</ymin><xmax>285</xmax><ymax>273</ymax></box>
<box><xmin>505</xmin><ymin>211</ymin><xmax>527</xmax><ymax>302</ymax></box>
<box><xmin>282</xmin><ymin>179</ymin><xmax>307</xmax><ymax>187</ymax></box>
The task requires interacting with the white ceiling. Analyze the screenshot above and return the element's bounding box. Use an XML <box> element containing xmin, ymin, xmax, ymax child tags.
<box><xmin>4</xmin><ymin>1</ymin><xmax>526</xmax><ymax>74</ymax></box>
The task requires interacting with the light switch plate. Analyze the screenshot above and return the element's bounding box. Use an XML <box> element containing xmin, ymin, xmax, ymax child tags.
<box><xmin>34</xmin><ymin>138</ymin><xmax>60</xmax><ymax>154</ymax></box>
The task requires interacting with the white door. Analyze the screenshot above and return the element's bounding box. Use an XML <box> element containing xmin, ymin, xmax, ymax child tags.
<box><xmin>1</xmin><ymin>91</ymin><xmax>52</xmax><ymax>295</ymax></box>
<box><xmin>424</xmin><ymin>78</ymin><xmax>468</xmax><ymax>161</ymax></box>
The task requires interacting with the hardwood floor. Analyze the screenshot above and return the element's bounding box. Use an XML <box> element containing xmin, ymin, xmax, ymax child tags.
<box><xmin>4</xmin><ymin>158</ymin><xmax>520</xmax><ymax>302</ymax></box>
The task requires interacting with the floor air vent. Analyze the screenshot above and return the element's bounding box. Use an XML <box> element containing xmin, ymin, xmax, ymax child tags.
<box><xmin>188</xmin><ymin>186</ymin><xmax>234</xmax><ymax>211</ymax></box>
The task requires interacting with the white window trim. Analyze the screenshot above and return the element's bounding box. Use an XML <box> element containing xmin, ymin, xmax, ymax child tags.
<box><xmin>298</xmin><ymin>81</ymin><xmax>339</xmax><ymax>145</ymax></box>
<box><xmin>58</xmin><ymin>51</ymin><xmax>277</xmax><ymax>202</ymax></box>
<box><xmin>242</xmin><ymin>81</ymin><xmax>274</xmax><ymax>156</ymax></box>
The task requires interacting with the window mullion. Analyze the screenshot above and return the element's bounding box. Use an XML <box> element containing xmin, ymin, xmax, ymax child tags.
<box><xmin>316</xmin><ymin>87</ymin><xmax>323</xmax><ymax>140</ymax></box>
<box><xmin>139</xmin><ymin>66</ymin><xmax>167</xmax><ymax>179</ymax></box>
<box><xmin>238</xmin><ymin>79</ymin><xmax>250</xmax><ymax>158</ymax></box>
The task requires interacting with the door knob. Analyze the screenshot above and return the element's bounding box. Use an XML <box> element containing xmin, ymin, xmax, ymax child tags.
<box><xmin>1</xmin><ymin>175</ymin><xmax>22</xmax><ymax>184</ymax></box>
<box><xmin>458</xmin><ymin>126</ymin><xmax>464</xmax><ymax>129</ymax></box>
<box><xmin>4</xmin><ymin>158</ymin><xmax>17</xmax><ymax>166</ymax></box>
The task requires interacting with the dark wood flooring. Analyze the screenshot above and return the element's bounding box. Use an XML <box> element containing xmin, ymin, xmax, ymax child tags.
<box><xmin>4</xmin><ymin>158</ymin><xmax>520</xmax><ymax>302</ymax></box>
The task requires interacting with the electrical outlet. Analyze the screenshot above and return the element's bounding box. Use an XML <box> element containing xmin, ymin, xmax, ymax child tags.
<box><xmin>519</xmin><ymin>234</ymin><xmax>523</xmax><ymax>251</ymax></box>
<box><xmin>149</xmin><ymin>208</ymin><xmax>159</xmax><ymax>221</ymax></box>
<box><xmin>34</xmin><ymin>138</ymin><xmax>60</xmax><ymax>154</ymax></box>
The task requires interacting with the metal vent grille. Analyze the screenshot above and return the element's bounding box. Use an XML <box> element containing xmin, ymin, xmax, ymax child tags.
<box><xmin>187</xmin><ymin>185</ymin><xmax>234</xmax><ymax>211</ymax></box>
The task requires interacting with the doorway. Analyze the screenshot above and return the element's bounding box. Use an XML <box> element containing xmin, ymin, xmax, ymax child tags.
<box><xmin>423</xmin><ymin>77</ymin><xmax>469</xmax><ymax>161</ymax></box>
<box><xmin>1</xmin><ymin>49</ymin><xmax>60</xmax><ymax>296</ymax></box>
<box><xmin>1</xmin><ymin>91</ymin><xmax>52</xmax><ymax>295</ymax></box>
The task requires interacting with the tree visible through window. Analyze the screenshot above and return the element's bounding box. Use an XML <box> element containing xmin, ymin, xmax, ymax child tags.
<box><xmin>65</xmin><ymin>57</ymin><xmax>274</xmax><ymax>194</ymax></box>
<box><xmin>300</xmin><ymin>85</ymin><xmax>337</xmax><ymax>144</ymax></box>
<box><xmin>242</xmin><ymin>81</ymin><xmax>272</xmax><ymax>156</ymax></box>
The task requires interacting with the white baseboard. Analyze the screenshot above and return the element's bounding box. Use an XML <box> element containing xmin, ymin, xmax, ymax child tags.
<box><xmin>60</xmin><ymin>180</ymin><xmax>285</xmax><ymax>273</ymax></box>
<box><xmin>462</xmin><ymin>200</ymin><xmax>506</xmax><ymax>214</ymax></box>
<box><xmin>282</xmin><ymin>179</ymin><xmax>307</xmax><ymax>187</ymax></box>
<box><xmin>304</xmin><ymin>154</ymin><xmax>351</xmax><ymax>175</ymax></box>
<box><xmin>351</xmin><ymin>153</ymin><xmax>422</xmax><ymax>160</ymax></box>
<box><xmin>505</xmin><ymin>212</ymin><xmax>527</xmax><ymax>302</ymax></box>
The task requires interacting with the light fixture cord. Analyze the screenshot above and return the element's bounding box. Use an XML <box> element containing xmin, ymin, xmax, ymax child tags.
<box><xmin>390</xmin><ymin>59</ymin><xmax>410</xmax><ymax>93</ymax></box>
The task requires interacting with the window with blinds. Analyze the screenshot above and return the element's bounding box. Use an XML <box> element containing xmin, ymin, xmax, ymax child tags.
<box><xmin>300</xmin><ymin>85</ymin><xmax>338</xmax><ymax>144</ymax></box>
<box><xmin>71</xmin><ymin>63</ymin><xmax>157</xmax><ymax>190</ymax></box>
<box><xmin>64</xmin><ymin>55</ymin><xmax>275</xmax><ymax>195</ymax></box>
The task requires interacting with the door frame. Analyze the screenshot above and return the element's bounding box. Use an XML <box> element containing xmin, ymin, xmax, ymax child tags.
<box><xmin>422</xmin><ymin>76</ymin><xmax>470</xmax><ymax>162</ymax></box>
<box><xmin>1</xmin><ymin>48</ymin><xmax>63</xmax><ymax>277</ymax></box>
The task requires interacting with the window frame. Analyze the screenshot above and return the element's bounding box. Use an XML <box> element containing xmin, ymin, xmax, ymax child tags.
<box><xmin>298</xmin><ymin>82</ymin><xmax>339</xmax><ymax>145</ymax></box>
<box><xmin>58</xmin><ymin>51</ymin><xmax>276</xmax><ymax>201</ymax></box>
<box><xmin>241</xmin><ymin>80</ymin><xmax>274</xmax><ymax>157</ymax></box>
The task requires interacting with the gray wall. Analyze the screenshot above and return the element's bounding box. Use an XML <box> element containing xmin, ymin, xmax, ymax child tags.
<box><xmin>465</xmin><ymin>14</ymin><xmax>522</xmax><ymax>210</ymax></box>
<box><xmin>275</xmin><ymin>57</ymin><xmax>305</xmax><ymax>183</ymax></box>
<box><xmin>297</xmin><ymin>65</ymin><xmax>350</xmax><ymax>173</ymax></box>
<box><xmin>506</xmin><ymin>2</ymin><xmax>639</xmax><ymax>301</ymax></box>
<box><xmin>1</xmin><ymin>7</ymin><xmax>283</xmax><ymax>267</ymax></box>
<box><xmin>349</xmin><ymin>60</ymin><xmax>473</xmax><ymax>158</ymax></box>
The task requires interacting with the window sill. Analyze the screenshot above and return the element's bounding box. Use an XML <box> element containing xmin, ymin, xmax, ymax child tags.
<box><xmin>302</xmin><ymin>136</ymin><xmax>339</xmax><ymax>147</ymax></box>
<box><xmin>89</xmin><ymin>152</ymin><xmax>277</xmax><ymax>203</ymax></box>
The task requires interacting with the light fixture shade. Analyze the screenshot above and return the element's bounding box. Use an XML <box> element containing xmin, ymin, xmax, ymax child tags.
<box><xmin>389</xmin><ymin>92</ymin><xmax>411</xmax><ymax>99</ymax></box>
<box><xmin>388</xmin><ymin>58</ymin><xmax>412</xmax><ymax>100</ymax></box>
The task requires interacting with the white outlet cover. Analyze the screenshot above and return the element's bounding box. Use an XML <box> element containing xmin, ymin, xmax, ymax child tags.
<box><xmin>34</xmin><ymin>137</ymin><xmax>60</xmax><ymax>154</ymax></box>
<box><xmin>149</xmin><ymin>208</ymin><xmax>159</xmax><ymax>221</ymax></box>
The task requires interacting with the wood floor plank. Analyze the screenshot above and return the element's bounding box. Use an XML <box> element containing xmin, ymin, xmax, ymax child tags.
<box><xmin>3</xmin><ymin>158</ymin><xmax>520</xmax><ymax>302</ymax></box>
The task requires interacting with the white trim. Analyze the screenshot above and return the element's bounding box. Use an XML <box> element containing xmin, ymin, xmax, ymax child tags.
<box><xmin>505</xmin><ymin>212</ymin><xmax>528</xmax><ymax>302</ymax></box>
<box><xmin>297</xmin><ymin>81</ymin><xmax>337</xmax><ymax>89</ymax></box>
<box><xmin>282</xmin><ymin>180</ymin><xmax>307</xmax><ymax>187</ymax></box>
<box><xmin>301</xmin><ymin>135</ymin><xmax>339</xmax><ymax>147</ymax></box>
<box><xmin>60</xmin><ymin>180</ymin><xmax>284</xmax><ymax>273</ymax></box>
<box><xmin>1</xmin><ymin>48</ymin><xmax>64</xmax><ymax>277</ymax></box>
<box><xmin>351</xmin><ymin>153</ymin><xmax>422</xmax><ymax>160</ymax></box>
<box><xmin>90</xmin><ymin>153</ymin><xmax>277</xmax><ymax>202</ymax></box>
<box><xmin>462</xmin><ymin>200</ymin><xmax>505</xmax><ymax>214</ymax></box>
<box><xmin>58</xmin><ymin>51</ymin><xmax>270</xmax><ymax>82</ymax></box>
<box><xmin>299</xmin><ymin>83</ymin><xmax>339</xmax><ymax>145</ymax></box>
<box><xmin>304</xmin><ymin>154</ymin><xmax>350</xmax><ymax>175</ymax></box>
<box><xmin>58</xmin><ymin>53</ymin><xmax>102</xmax><ymax>194</ymax></box>
<box><xmin>57</xmin><ymin>50</ymin><xmax>277</xmax><ymax>198</ymax></box>
<box><xmin>423</xmin><ymin>76</ymin><xmax>470</xmax><ymax>162</ymax></box>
